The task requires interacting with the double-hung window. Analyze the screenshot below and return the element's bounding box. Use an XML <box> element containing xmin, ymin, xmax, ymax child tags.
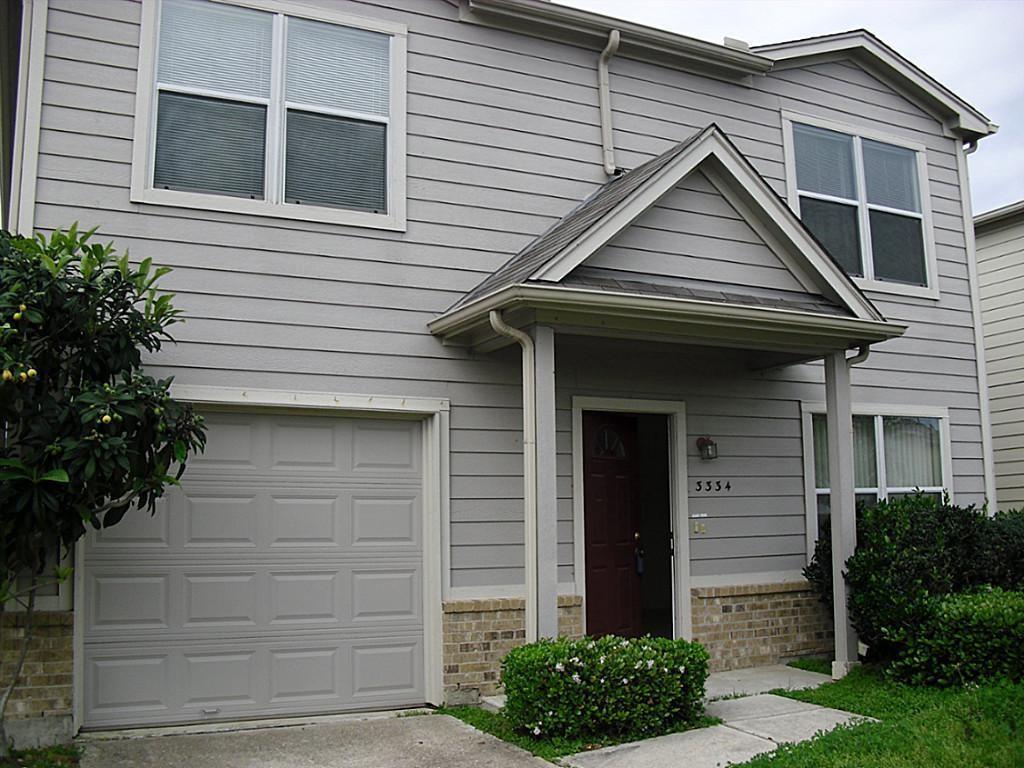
<box><xmin>132</xmin><ymin>0</ymin><xmax>407</xmax><ymax>229</ymax></box>
<box><xmin>784</xmin><ymin>114</ymin><xmax>936</xmax><ymax>298</ymax></box>
<box><xmin>803</xmin><ymin>406</ymin><xmax>951</xmax><ymax>545</ymax></box>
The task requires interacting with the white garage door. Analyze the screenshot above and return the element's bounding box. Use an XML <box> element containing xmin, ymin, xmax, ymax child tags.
<box><xmin>82</xmin><ymin>410</ymin><xmax>425</xmax><ymax>728</ymax></box>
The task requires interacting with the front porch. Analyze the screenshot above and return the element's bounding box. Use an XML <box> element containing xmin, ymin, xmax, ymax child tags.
<box><xmin>431</xmin><ymin>124</ymin><xmax>907</xmax><ymax>688</ymax></box>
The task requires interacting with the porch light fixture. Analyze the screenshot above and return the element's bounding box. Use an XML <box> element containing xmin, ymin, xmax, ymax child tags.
<box><xmin>696</xmin><ymin>436</ymin><xmax>718</xmax><ymax>460</ymax></box>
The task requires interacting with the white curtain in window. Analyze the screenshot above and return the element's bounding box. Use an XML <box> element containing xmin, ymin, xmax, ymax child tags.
<box><xmin>794</xmin><ymin>123</ymin><xmax>857</xmax><ymax>200</ymax></box>
<box><xmin>812</xmin><ymin>414</ymin><xmax>877</xmax><ymax>489</ymax></box>
<box><xmin>862</xmin><ymin>139</ymin><xmax>920</xmax><ymax>213</ymax></box>
<box><xmin>286</xmin><ymin>17</ymin><xmax>390</xmax><ymax>116</ymax></box>
<box><xmin>883</xmin><ymin>416</ymin><xmax>941</xmax><ymax>487</ymax></box>
<box><xmin>158</xmin><ymin>0</ymin><xmax>273</xmax><ymax>98</ymax></box>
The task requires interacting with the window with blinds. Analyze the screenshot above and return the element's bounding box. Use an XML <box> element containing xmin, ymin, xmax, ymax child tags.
<box><xmin>148</xmin><ymin>0</ymin><xmax>397</xmax><ymax>218</ymax></box>
<box><xmin>792</xmin><ymin>122</ymin><xmax>929</xmax><ymax>289</ymax></box>
<box><xmin>810</xmin><ymin>412</ymin><xmax>945</xmax><ymax>539</ymax></box>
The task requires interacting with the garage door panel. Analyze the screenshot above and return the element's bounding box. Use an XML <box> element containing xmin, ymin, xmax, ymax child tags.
<box><xmin>83</xmin><ymin>633</ymin><xmax>424</xmax><ymax>728</ymax></box>
<box><xmin>83</xmin><ymin>411</ymin><xmax>426</xmax><ymax>728</ymax></box>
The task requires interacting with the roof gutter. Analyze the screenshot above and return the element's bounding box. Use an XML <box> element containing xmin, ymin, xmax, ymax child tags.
<box><xmin>430</xmin><ymin>283</ymin><xmax>907</xmax><ymax>343</ymax></box>
<box><xmin>459</xmin><ymin>0</ymin><xmax>773</xmax><ymax>80</ymax></box>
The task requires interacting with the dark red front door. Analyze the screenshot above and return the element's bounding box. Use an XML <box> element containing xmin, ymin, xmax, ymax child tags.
<box><xmin>583</xmin><ymin>411</ymin><xmax>643</xmax><ymax>638</ymax></box>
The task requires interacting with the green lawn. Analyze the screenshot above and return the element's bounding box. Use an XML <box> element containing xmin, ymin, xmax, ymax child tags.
<box><xmin>738</xmin><ymin>666</ymin><xmax>1024</xmax><ymax>767</ymax></box>
<box><xmin>439</xmin><ymin>706</ymin><xmax>719</xmax><ymax>762</ymax></box>
<box><xmin>1</xmin><ymin>745</ymin><xmax>79</xmax><ymax>768</ymax></box>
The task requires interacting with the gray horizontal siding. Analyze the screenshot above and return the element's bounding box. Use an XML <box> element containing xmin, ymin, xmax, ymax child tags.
<box><xmin>977</xmin><ymin>217</ymin><xmax>1024</xmax><ymax>510</ymax></box>
<box><xmin>30</xmin><ymin>0</ymin><xmax>988</xmax><ymax>587</ymax></box>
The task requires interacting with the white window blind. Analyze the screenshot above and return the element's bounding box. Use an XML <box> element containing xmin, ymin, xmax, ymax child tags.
<box><xmin>149</xmin><ymin>0</ymin><xmax>394</xmax><ymax>215</ymax></box>
<box><xmin>793</xmin><ymin>123</ymin><xmax>857</xmax><ymax>200</ymax></box>
<box><xmin>284</xmin><ymin>18</ymin><xmax>390</xmax><ymax>211</ymax></box>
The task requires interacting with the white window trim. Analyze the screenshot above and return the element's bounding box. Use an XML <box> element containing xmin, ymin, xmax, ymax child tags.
<box><xmin>130</xmin><ymin>0</ymin><xmax>408</xmax><ymax>231</ymax></box>
<box><xmin>800</xmin><ymin>402</ymin><xmax>954</xmax><ymax>560</ymax></box>
<box><xmin>4</xmin><ymin>548</ymin><xmax>73</xmax><ymax>613</ymax></box>
<box><xmin>781</xmin><ymin>110</ymin><xmax>939</xmax><ymax>300</ymax></box>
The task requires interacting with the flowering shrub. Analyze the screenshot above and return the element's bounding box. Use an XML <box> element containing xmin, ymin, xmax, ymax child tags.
<box><xmin>501</xmin><ymin>635</ymin><xmax>709</xmax><ymax>740</ymax></box>
<box><xmin>888</xmin><ymin>588</ymin><xmax>1024</xmax><ymax>686</ymax></box>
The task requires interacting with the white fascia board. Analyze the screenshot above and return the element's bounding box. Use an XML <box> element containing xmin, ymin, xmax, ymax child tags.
<box><xmin>753</xmin><ymin>32</ymin><xmax>996</xmax><ymax>139</ymax></box>
<box><xmin>427</xmin><ymin>283</ymin><xmax>906</xmax><ymax>344</ymax></box>
<box><xmin>461</xmin><ymin>0</ymin><xmax>772</xmax><ymax>79</ymax></box>
<box><xmin>526</xmin><ymin>127</ymin><xmax>882</xmax><ymax>323</ymax></box>
<box><xmin>975</xmin><ymin>200</ymin><xmax>1024</xmax><ymax>232</ymax></box>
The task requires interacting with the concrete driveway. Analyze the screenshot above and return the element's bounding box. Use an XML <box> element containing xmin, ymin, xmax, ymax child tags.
<box><xmin>79</xmin><ymin>713</ymin><xmax>549</xmax><ymax>768</ymax></box>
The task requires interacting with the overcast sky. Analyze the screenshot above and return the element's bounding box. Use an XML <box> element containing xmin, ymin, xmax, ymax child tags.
<box><xmin>565</xmin><ymin>0</ymin><xmax>1023</xmax><ymax>215</ymax></box>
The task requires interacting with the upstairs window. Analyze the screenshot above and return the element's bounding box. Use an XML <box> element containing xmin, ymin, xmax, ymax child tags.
<box><xmin>785</xmin><ymin>115</ymin><xmax>936</xmax><ymax>298</ymax></box>
<box><xmin>132</xmin><ymin>0</ymin><xmax>407</xmax><ymax>229</ymax></box>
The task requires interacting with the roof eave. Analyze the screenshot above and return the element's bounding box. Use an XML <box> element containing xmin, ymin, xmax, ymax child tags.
<box><xmin>459</xmin><ymin>0</ymin><xmax>773</xmax><ymax>81</ymax></box>
<box><xmin>753</xmin><ymin>31</ymin><xmax>997</xmax><ymax>140</ymax></box>
<box><xmin>975</xmin><ymin>200</ymin><xmax>1024</xmax><ymax>231</ymax></box>
<box><xmin>428</xmin><ymin>284</ymin><xmax>907</xmax><ymax>349</ymax></box>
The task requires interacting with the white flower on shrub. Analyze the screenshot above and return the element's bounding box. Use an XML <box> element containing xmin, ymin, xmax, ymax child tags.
<box><xmin>634</xmin><ymin>661</ymin><xmax>643</xmax><ymax>670</ymax></box>
<box><xmin>570</xmin><ymin>656</ymin><xmax>581</xmax><ymax>665</ymax></box>
<box><xmin>678</xmin><ymin>666</ymin><xmax>686</xmax><ymax>673</ymax></box>
<box><xmin>572</xmin><ymin>673</ymin><xmax>581</xmax><ymax>683</ymax></box>
<box><xmin>647</xmin><ymin>659</ymin><xmax>655</xmax><ymax>669</ymax></box>
<box><xmin>622</xmin><ymin>677</ymin><xmax>629</xmax><ymax>684</ymax></box>
<box><xmin>599</xmin><ymin>655</ymin><xmax>606</xmax><ymax>665</ymax></box>
<box><xmin>600</xmin><ymin>677</ymin><xmax>605</xmax><ymax>684</ymax></box>
<box><xmin>554</xmin><ymin>662</ymin><xmax>564</xmax><ymax>672</ymax></box>
<box><xmin>533</xmin><ymin>726</ymin><xmax>541</xmax><ymax>736</ymax></box>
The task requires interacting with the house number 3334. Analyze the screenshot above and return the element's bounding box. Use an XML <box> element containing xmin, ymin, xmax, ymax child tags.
<box><xmin>694</xmin><ymin>480</ymin><xmax>732</xmax><ymax>492</ymax></box>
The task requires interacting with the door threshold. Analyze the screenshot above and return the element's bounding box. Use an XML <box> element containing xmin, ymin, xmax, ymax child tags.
<box><xmin>77</xmin><ymin>706</ymin><xmax>434</xmax><ymax>741</ymax></box>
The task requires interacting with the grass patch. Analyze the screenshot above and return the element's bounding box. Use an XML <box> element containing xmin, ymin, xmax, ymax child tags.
<box><xmin>738</xmin><ymin>666</ymin><xmax>1024</xmax><ymax>767</ymax></box>
<box><xmin>1</xmin><ymin>745</ymin><xmax>80</xmax><ymax>768</ymax></box>
<box><xmin>439</xmin><ymin>706</ymin><xmax>719</xmax><ymax>762</ymax></box>
<box><xmin>786</xmin><ymin>657</ymin><xmax>832</xmax><ymax>676</ymax></box>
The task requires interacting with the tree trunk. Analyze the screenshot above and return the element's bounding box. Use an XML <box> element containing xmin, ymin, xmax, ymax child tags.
<box><xmin>0</xmin><ymin>578</ymin><xmax>38</xmax><ymax>759</ymax></box>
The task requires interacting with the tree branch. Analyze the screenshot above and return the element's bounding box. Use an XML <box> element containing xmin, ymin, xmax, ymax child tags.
<box><xmin>0</xmin><ymin>576</ymin><xmax>37</xmax><ymax>731</ymax></box>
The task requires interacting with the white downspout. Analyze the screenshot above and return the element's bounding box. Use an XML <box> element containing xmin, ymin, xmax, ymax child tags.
<box><xmin>957</xmin><ymin>139</ymin><xmax>999</xmax><ymax>511</ymax></box>
<box><xmin>846</xmin><ymin>345</ymin><xmax>870</xmax><ymax>367</ymax></box>
<box><xmin>489</xmin><ymin>310</ymin><xmax>538</xmax><ymax>642</ymax></box>
<box><xmin>598</xmin><ymin>29</ymin><xmax>620</xmax><ymax>176</ymax></box>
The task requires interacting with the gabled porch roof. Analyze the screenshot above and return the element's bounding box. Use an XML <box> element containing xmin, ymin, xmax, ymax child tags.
<box><xmin>430</xmin><ymin>125</ymin><xmax>906</xmax><ymax>363</ymax></box>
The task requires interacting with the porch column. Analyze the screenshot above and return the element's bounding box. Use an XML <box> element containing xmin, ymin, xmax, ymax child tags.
<box><xmin>533</xmin><ymin>325</ymin><xmax>560</xmax><ymax>638</ymax></box>
<box><xmin>824</xmin><ymin>350</ymin><xmax>858</xmax><ymax>678</ymax></box>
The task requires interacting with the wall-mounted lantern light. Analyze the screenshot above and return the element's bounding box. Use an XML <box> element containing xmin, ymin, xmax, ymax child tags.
<box><xmin>696</xmin><ymin>436</ymin><xmax>718</xmax><ymax>460</ymax></box>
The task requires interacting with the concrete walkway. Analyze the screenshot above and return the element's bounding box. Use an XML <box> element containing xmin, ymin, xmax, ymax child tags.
<box><xmin>561</xmin><ymin>667</ymin><xmax>872</xmax><ymax>768</ymax></box>
<box><xmin>79</xmin><ymin>713</ymin><xmax>550</xmax><ymax>768</ymax></box>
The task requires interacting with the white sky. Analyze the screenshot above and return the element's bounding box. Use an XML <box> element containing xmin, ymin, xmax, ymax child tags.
<box><xmin>564</xmin><ymin>0</ymin><xmax>1024</xmax><ymax>215</ymax></box>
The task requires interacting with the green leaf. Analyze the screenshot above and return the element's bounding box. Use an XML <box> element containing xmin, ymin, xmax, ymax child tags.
<box><xmin>38</xmin><ymin>468</ymin><xmax>70</xmax><ymax>483</ymax></box>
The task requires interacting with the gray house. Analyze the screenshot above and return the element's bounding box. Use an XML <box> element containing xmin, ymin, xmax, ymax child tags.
<box><xmin>1</xmin><ymin>0</ymin><xmax>998</xmax><ymax>742</ymax></box>
<box><xmin>976</xmin><ymin>201</ymin><xmax>1024</xmax><ymax>511</ymax></box>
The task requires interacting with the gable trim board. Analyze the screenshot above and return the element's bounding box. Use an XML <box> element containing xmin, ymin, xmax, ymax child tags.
<box><xmin>6</xmin><ymin>0</ymin><xmax>46</xmax><ymax>234</ymax></box>
<box><xmin>72</xmin><ymin>385</ymin><xmax>449</xmax><ymax>731</ymax></box>
<box><xmin>753</xmin><ymin>30</ymin><xmax>997</xmax><ymax>141</ymax></box>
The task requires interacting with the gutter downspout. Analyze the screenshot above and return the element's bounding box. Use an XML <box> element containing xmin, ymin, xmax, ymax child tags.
<box><xmin>846</xmin><ymin>345</ymin><xmax>870</xmax><ymax>367</ymax></box>
<box><xmin>957</xmin><ymin>139</ymin><xmax>999</xmax><ymax>511</ymax></box>
<box><xmin>489</xmin><ymin>310</ymin><xmax>539</xmax><ymax>642</ymax></box>
<box><xmin>598</xmin><ymin>29</ymin><xmax>620</xmax><ymax>176</ymax></box>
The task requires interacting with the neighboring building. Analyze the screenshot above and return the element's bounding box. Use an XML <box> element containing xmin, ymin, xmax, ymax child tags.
<box><xmin>976</xmin><ymin>200</ymin><xmax>1024</xmax><ymax>512</ymax></box>
<box><xmin>0</xmin><ymin>0</ymin><xmax>999</xmax><ymax>744</ymax></box>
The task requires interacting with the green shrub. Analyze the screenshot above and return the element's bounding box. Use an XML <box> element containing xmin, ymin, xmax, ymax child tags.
<box><xmin>889</xmin><ymin>588</ymin><xmax>1024</xmax><ymax>686</ymax></box>
<box><xmin>978</xmin><ymin>509</ymin><xmax>1024</xmax><ymax>590</ymax></box>
<box><xmin>803</xmin><ymin>494</ymin><xmax>991</xmax><ymax>660</ymax></box>
<box><xmin>501</xmin><ymin>635</ymin><xmax>709</xmax><ymax>741</ymax></box>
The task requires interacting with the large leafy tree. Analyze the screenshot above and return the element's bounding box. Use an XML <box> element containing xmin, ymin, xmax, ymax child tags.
<box><xmin>0</xmin><ymin>227</ymin><xmax>205</xmax><ymax>755</ymax></box>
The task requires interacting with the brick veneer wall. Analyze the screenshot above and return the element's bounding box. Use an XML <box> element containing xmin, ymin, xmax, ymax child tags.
<box><xmin>690</xmin><ymin>581</ymin><xmax>833</xmax><ymax>671</ymax></box>
<box><xmin>442</xmin><ymin>595</ymin><xmax>583</xmax><ymax>704</ymax></box>
<box><xmin>0</xmin><ymin>611</ymin><xmax>74</xmax><ymax>747</ymax></box>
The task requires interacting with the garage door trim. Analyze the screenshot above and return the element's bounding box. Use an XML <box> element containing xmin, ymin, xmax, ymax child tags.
<box><xmin>72</xmin><ymin>385</ymin><xmax>449</xmax><ymax>731</ymax></box>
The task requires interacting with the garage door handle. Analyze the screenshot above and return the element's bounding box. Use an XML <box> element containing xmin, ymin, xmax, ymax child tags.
<box><xmin>202</xmin><ymin>708</ymin><xmax>220</xmax><ymax>715</ymax></box>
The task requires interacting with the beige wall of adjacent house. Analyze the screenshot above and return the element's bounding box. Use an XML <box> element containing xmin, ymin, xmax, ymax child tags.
<box><xmin>977</xmin><ymin>210</ymin><xmax>1024</xmax><ymax>511</ymax></box>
